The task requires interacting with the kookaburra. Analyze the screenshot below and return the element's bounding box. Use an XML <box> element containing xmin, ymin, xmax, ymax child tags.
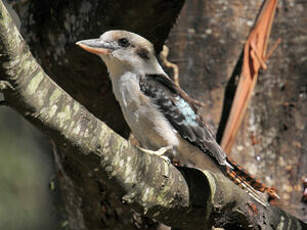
<box><xmin>76</xmin><ymin>30</ymin><xmax>278</xmax><ymax>205</ymax></box>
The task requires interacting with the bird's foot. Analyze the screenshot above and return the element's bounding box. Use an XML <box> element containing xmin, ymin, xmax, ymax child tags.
<box><xmin>136</xmin><ymin>145</ymin><xmax>172</xmax><ymax>164</ymax></box>
<box><xmin>0</xmin><ymin>81</ymin><xmax>14</xmax><ymax>92</ymax></box>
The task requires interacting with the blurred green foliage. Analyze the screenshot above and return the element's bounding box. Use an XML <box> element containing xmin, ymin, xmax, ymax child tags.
<box><xmin>0</xmin><ymin>106</ymin><xmax>59</xmax><ymax>229</ymax></box>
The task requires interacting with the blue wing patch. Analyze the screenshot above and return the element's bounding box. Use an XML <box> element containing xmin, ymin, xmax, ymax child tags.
<box><xmin>175</xmin><ymin>97</ymin><xmax>198</xmax><ymax>127</ymax></box>
<box><xmin>139</xmin><ymin>74</ymin><xmax>227</xmax><ymax>166</ymax></box>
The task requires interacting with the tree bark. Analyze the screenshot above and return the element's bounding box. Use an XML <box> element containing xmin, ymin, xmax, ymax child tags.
<box><xmin>0</xmin><ymin>0</ymin><xmax>306</xmax><ymax>229</ymax></box>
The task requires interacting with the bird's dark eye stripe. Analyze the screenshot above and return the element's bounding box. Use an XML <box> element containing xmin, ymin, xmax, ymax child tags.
<box><xmin>118</xmin><ymin>38</ymin><xmax>130</xmax><ymax>47</ymax></box>
<box><xmin>136</xmin><ymin>48</ymin><xmax>149</xmax><ymax>60</ymax></box>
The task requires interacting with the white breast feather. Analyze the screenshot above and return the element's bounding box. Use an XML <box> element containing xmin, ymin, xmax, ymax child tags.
<box><xmin>111</xmin><ymin>72</ymin><xmax>179</xmax><ymax>149</ymax></box>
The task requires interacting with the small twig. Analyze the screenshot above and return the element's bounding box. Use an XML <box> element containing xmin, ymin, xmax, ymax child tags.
<box><xmin>160</xmin><ymin>45</ymin><xmax>180</xmax><ymax>87</ymax></box>
<box><xmin>160</xmin><ymin>46</ymin><xmax>206</xmax><ymax>108</ymax></box>
<box><xmin>189</xmin><ymin>97</ymin><xmax>206</xmax><ymax>107</ymax></box>
<box><xmin>264</xmin><ymin>38</ymin><xmax>281</xmax><ymax>61</ymax></box>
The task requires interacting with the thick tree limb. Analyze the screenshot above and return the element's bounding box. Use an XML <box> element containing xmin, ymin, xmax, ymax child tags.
<box><xmin>0</xmin><ymin>1</ymin><xmax>306</xmax><ymax>229</ymax></box>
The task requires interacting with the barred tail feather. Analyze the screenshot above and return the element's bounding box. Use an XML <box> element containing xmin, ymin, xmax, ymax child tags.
<box><xmin>225</xmin><ymin>166</ymin><xmax>268</xmax><ymax>206</ymax></box>
<box><xmin>225</xmin><ymin>157</ymin><xmax>279</xmax><ymax>206</ymax></box>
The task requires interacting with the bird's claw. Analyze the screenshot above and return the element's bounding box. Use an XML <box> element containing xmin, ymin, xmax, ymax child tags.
<box><xmin>159</xmin><ymin>155</ymin><xmax>171</xmax><ymax>165</ymax></box>
<box><xmin>136</xmin><ymin>145</ymin><xmax>172</xmax><ymax>164</ymax></box>
<box><xmin>0</xmin><ymin>81</ymin><xmax>14</xmax><ymax>91</ymax></box>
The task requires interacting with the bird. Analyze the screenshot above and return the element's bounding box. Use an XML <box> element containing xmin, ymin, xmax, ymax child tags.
<box><xmin>76</xmin><ymin>30</ymin><xmax>278</xmax><ymax>205</ymax></box>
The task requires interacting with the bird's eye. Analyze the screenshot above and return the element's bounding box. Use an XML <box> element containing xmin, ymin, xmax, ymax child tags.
<box><xmin>118</xmin><ymin>38</ymin><xmax>130</xmax><ymax>48</ymax></box>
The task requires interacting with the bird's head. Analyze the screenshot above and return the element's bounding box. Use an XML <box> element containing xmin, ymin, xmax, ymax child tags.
<box><xmin>76</xmin><ymin>30</ymin><xmax>165</xmax><ymax>77</ymax></box>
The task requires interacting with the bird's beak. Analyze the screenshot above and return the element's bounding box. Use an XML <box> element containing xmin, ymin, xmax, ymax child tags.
<box><xmin>76</xmin><ymin>39</ymin><xmax>114</xmax><ymax>55</ymax></box>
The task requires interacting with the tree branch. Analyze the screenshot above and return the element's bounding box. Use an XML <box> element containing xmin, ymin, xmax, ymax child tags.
<box><xmin>0</xmin><ymin>1</ymin><xmax>306</xmax><ymax>229</ymax></box>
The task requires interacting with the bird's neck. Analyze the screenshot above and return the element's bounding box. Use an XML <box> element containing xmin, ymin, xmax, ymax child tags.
<box><xmin>110</xmin><ymin>71</ymin><xmax>141</xmax><ymax>111</ymax></box>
